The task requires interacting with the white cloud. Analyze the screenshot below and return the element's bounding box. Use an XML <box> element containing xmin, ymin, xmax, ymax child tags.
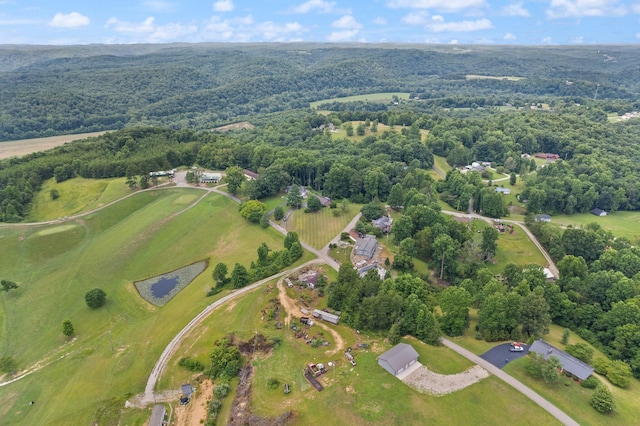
<box><xmin>327</xmin><ymin>29</ymin><xmax>359</xmax><ymax>41</ymax></box>
<box><xmin>633</xmin><ymin>3</ymin><xmax>640</xmax><ymax>13</ymax></box>
<box><xmin>105</xmin><ymin>16</ymin><xmax>197</xmax><ymax>41</ymax></box>
<box><xmin>402</xmin><ymin>11</ymin><xmax>430</xmax><ymax>25</ymax></box>
<box><xmin>386</xmin><ymin>0</ymin><xmax>486</xmax><ymax>12</ymax></box>
<box><xmin>501</xmin><ymin>2</ymin><xmax>530</xmax><ymax>17</ymax></box>
<box><xmin>106</xmin><ymin>16</ymin><xmax>155</xmax><ymax>33</ymax></box>
<box><xmin>432</xmin><ymin>14</ymin><xmax>444</xmax><ymax>21</ymax></box>
<box><xmin>332</xmin><ymin>15</ymin><xmax>362</xmax><ymax>29</ymax></box>
<box><xmin>572</xmin><ymin>35</ymin><xmax>584</xmax><ymax>43</ymax></box>
<box><xmin>292</xmin><ymin>0</ymin><xmax>336</xmax><ymax>13</ymax></box>
<box><xmin>637</xmin><ymin>32</ymin><xmax>640</xmax><ymax>38</ymax></box>
<box><xmin>449</xmin><ymin>39</ymin><xmax>459</xmax><ymax>44</ymax></box>
<box><xmin>542</xmin><ymin>36</ymin><xmax>553</xmax><ymax>43</ymax></box>
<box><xmin>546</xmin><ymin>0</ymin><xmax>627</xmax><ymax>19</ymax></box>
<box><xmin>49</xmin><ymin>12</ymin><xmax>90</xmax><ymax>28</ymax></box>
<box><xmin>504</xmin><ymin>32</ymin><xmax>516</xmax><ymax>40</ymax></box>
<box><xmin>203</xmin><ymin>15</ymin><xmax>306</xmax><ymax>42</ymax></box>
<box><xmin>428</xmin><ymin>17</ymin><xmax>492</xmax><ymax>32</ymax></box>
<box><xmin>213</xmin><ymin>0</ymin><xmax>234</xmax><ymax>12</ymax></box>
<box><xmin>373</xmin><ymin>17</ymin><xmax>388</xmax><ymax>25</ymax></box>
<box><xmin>142</xmin><ymin>1</ymin><xmax>177</xmax><ymax>13</ymax></box>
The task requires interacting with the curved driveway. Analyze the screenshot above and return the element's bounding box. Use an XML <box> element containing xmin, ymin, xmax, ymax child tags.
<box><xmin>442</xmin><ymin>339</ymin><xmax>579</xmax><ymax>426</ymax></box>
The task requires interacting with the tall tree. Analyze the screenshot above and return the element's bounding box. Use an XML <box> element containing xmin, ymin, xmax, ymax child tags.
<box><xmin>481</xmin><ymin>227</ymin><xmax>499</xmax><ymax>261</ymax></box>
<box><xmin>85</xmin><ymin>288</ymin><xmax>107</xmax><ymax>309</ymax></box>
<box><xmin>212</xmin><ymin>262</ymin><xmax>228</xmax><ymax>286</ymax></box>
<box><xmin>231</xmin><ymin>263</ymin><xmax>250</xmax><ymax>289</ymax></box>
<box><xmin>286</xmin><ymin>185</ymin><xmax>303</xmax><ymax>209</ymax></box>
<box><xmin>438</xmin><ymin>287</ymin><xmax>472</xmax><ymax>336</ymax></box>
<box><xmin>225</xmin><ymin>166</ymin><xmax>245</xmax><ymax>195</ymax></box>
<box><xmin>62</xmin><ymin>320</ymin><xmax>75</xmax><ymax>337</ymax></box>
<box><xmin>387</xmin><ymin>183</ymin><xmax>404</xmax><ymax>210</ymax></box>
<box><xmin>521</xmin><ymin>287</ymin><xmax>551</xmax><ymax>338</ymax></box>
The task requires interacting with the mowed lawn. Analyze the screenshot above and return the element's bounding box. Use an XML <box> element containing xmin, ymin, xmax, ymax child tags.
<box><xmin>551</xmin><ymin>211</ymin><xmax>640</xmax><ymax>242</ymax></box>
<box><xmin>154</xmin><ymin>282</ymin><xmax>558</xmax><ymax>426</ymax></box>
<box><xmin>286</xmin><ymin>206</ymin><xmax>359</xmax><ymax>249</ymax></box>
<box><xmin>0</xmin><ymin>189</ymin><xmax>296</xmax><ymax>425</ymax></box>
<box><xmin>489</xmin><ymin>224</ymin><xmax>548</xmax><ymax>273</ymax></box>
<box><xmin>27</xmin><ymin>176</ymin><xmax>132</xmax><ymax>221</ymax></box>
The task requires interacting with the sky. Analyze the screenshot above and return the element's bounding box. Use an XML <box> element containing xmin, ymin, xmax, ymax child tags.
<box><xmin>0</xmin><ymin>0</ymin><xmax>639</xmax><ymax>45</ymax></box>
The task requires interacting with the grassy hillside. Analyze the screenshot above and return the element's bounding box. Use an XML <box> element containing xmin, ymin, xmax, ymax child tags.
<box><xmin>0</xmin><ymin>189</ymin><xmax>295</xmax><ymax>424</ymax></box>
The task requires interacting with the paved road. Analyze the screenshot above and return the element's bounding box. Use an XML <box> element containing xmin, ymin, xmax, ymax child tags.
<box><xmin>442</xmin><ymin>338</ymin><xmax>579</xmax><ymax>426</ymax></box>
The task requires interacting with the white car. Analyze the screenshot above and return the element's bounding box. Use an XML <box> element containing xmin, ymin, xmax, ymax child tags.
<box><xmin>510</xmin><ymin>345</ymin><xmax>524</xmax><ymax>352</ymax></box>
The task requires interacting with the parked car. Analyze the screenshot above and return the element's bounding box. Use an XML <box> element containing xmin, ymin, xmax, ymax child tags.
<box><xmin>510</xmin><ymin>345</ymin><xmax>524</xmax><ymax>352</ymax></box>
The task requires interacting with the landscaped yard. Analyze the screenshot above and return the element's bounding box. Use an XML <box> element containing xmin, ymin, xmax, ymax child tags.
<box><xmin>490</xmin><ymin>224</ymin><xmax>548</xmax><ymax>273</ymax></box>
<box><xmin>551</xmin><ymin>211</ymin><xmax>640</xmax><ymax>242</ymax></box>
<box><xmin>286</xmin><ymin>205</ymin><xmax>360</xmax><ymax>249</ymax></box>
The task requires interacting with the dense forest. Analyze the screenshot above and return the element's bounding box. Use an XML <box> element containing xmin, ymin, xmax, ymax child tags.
<box><xmin>1</xmin><ymin>44</ymin><xmax>640</xmax><ymax>141</ymax></box>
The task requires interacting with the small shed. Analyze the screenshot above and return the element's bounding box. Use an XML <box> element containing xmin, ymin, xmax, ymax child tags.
<box><xmin>529</xmin><ymin>340</ymin><xmax>594</xmax><ymax>381</ymax></box>
<box><xmin>590</xmin><ymin>208</ymin><xmax>607</xmax><ymax>217</ymax></box>
<box><xmin>377</xmin><ymin>343</ymin><xmax>420</xmax><ymax>377</ymax></box>
<box><xmin>201</xmin><ymin>172</ymin><xmax>222</xmax><ymax>183</ymax></box>
<box><xmin>312</xmin><ymin>309</ymin><xmax>340</xmax><ymax>324</ymax></box>
<box><xmin>149</xmin><ymin>404</ymin><xmax>166</xmax><ymax>426</ymax></box>
<box><xmin>181</xmin><ymin>384</ymin><xmax>193</xmax><ymax>396</ymax></box>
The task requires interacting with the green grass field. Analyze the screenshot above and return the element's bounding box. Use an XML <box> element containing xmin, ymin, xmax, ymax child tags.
<box><xmin>466</xmin><ymin>74</ymin><xmax>525</xmax><ymax>81</ymax></box>
<box><xmin>286</xmin><ymin>205</ymin><xmax>359</xmax><ymax>249</ymax></box>
<box><xmin>310</xmin><ymin>92</ymin><xmax>410</xmax><ymax>109</ymax></box>
<box><xmin>0</xmin><ymin>189</ymin><xmax>298</xmax><ymax>425</ymax></box>
<box><xmin>433</xmin><ymin>155</ymin><xmax>452</xmax><ymax>175</ymax></box>
<box><xmin>551</xmin><ymin>211</ymin><xmax>640</xmax><ymax>242</ymax></box>
<box><xmin>27</xmin><ymin>177</ymin><xmax>132</xmax><ymax>221</ymax></box>
<box><xmin>489</xmin><ymin>224</ymin><xmax>548</xmax><ymax>273</ymax></box>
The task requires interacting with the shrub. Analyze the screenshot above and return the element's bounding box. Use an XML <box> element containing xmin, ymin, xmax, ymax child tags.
<box><xmin>590</xmin><ymin>385</ymin><xmax>614</xmax><ymax>414</ymax></box>
<box><xmin>565</xmin><ymin>342</ymin><xmax>594</xmax><ymax>364</ymax></box>
<box><xmin>593</xmin><ymin>357</ymin><xmax>611</xmax><ymax>375</ymax></box>
<box><xmin>581</xmin><ymin>375</ymin><xmax>601</xmax><ymax>389</ymax></box>
<box><xmin>267</xmin><ymin>377</ymin><xmax>280</xmax><ymax>389</ymax></box>
<box><xmin>561</xmin><ymin>328</ymin><xmax>570</xmax><ymax>345</ymax></box>
<box><xmin>179</xmin><ymin>357</ymin><xmax>205</xmax><ymax>372</ymax></box>
<box><xmin>213</xmin><ymin>383</ymin><xmax>230</xmax><ymax>399</ymax></box>
<box><xmin>85</xmin><ymin>288</ymin><xmax>107</xmax><ymax>309</ymax></box>
<box><xmin>606</xmin><ymin>360</ymin><xmax>632</xmax><ymax>388</ymax></box>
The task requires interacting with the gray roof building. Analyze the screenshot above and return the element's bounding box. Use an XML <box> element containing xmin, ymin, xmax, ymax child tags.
<box><xmin>149</xmin><ymin>404</ymin><xmax>166</xmax><ymax>426</ymax></box>
<box><xmin>529</xmin><ymin>339</ymin><xmax>594</xmax><ymax>381</ymax></box>
<box><xmin>354</xmin><ymin>235</ymin><xmax>377</xmax><ymax>259</ymax></box>
<box><xmin>372</xmin><ymin>216</ymin><xmax>393</xmax><ymax>233</ymax></box>
<box><xmin>377</xmin><ymin>343</ymin><xmax>420</xmax><ymax>376</ymax></box>
<box><xmin>312</xmin><ymin>309</ymin><xmax>340</xmax><ymax>324</ymax></box>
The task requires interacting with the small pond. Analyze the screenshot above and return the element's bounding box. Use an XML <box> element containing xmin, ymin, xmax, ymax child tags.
<box><xmin>135</xmin><ymin>260</ymin><xmax>208</xmax><ymax>306</ymax></box>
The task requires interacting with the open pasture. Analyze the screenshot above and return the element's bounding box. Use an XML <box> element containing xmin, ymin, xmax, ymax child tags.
<box><xmin>0</xmin><ymin>131</ymin><xmax>108</xmax><ymax>160</ymax></box>
<box><xmin>551</xmin><ymin>211</ymin><xmax>640</xmax><ymax>242</ymax></box>
<box><xmin>0</xmin><ymin>189</ymin><xmax>293</xmax><ymax>425</ymax></box>
<box><xmin>27</xmin><ymin>177</ymin><xmax>131</xmax><ymax>222</ymax></box>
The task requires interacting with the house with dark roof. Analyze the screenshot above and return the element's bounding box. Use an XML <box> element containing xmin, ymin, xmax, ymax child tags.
<box><xmin>529</xmin><ymin>340</ymin><xmax>594</xmax><ymax>381</ymax></box>
<box><xmin>377</xmin><ymin>343</ymin><xmax>420</xmax><ymax>376</ymax></box>
<box><xmin>591</xmin><ymin>208</ymin><xmax>607</xmax><ymax>217</ymax></box>
<box><xmin>372</xmin><ymin>216</ymin><xmax>393</xmax><ymax>234</ymax></box>
<box><xmin>354</xmin><ymin>235</ymin><xmax>377</xmax><ymax>259</ymax></box>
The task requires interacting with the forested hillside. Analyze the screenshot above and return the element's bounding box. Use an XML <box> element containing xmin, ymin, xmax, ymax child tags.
<box><xmin>1</xmin><ymin>44</ymin><xmax>640</xmax><ymax>141</ymax></box>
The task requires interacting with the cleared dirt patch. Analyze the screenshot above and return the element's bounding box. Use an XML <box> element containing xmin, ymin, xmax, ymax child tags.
<box><xmin>214</xmin><ymin>122</ymin><xmax>255</xmax><ymax>132</ymax></box>
<box><xmin>0</xmin><ymin>131</ymin><xmax>107</xmax><ymax>159</ymax></box>
<box><xmin>402</xmin><ymin>364</ymin><xmax>489</xmax><ymax>396</ymax></box>
<box><xmin>173</xmin><ymin>379</ymin><xmax>213</xmax><ymax>426</ymax></box>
